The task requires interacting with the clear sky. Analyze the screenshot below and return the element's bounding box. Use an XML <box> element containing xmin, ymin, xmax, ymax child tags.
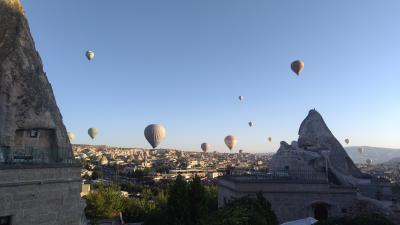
<box><xmin>21</xmin><ymin>0</ymin><xmax>400</xmax><ymax>152</ymax></box>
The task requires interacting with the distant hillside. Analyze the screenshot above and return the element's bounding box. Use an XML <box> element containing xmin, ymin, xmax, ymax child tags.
<box><xmin>345</xmin><ymin>146</ymin><xmax>400</xmax><ymax>164</ymax></box>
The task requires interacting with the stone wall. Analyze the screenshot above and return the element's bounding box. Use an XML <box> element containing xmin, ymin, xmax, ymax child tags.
<box><xmin>218</xmin><ymin>176</ymin><xmax>357</xmax><ymax>223</ymax></box>
<box><xmin>0</xmin><ymin>165</ymin><xmax>86</xmax><ymax>225</ymax></box>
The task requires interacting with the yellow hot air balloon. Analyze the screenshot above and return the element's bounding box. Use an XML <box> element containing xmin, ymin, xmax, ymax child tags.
<box><xmin>144</xmin><ymin>124</ymin><xmax>166</xmax><ymax>148</ymax></box>
<box><xmin>86</xmin><ymin>50</ymin><xmax>95</xmax><ymax>61</ymax></box>
<box><xmin>201</xmin><ymin>143</ymin><xmax>210</xmax><ymax>153</ymax></box>
<box><xmin>291</xmin><ymin>60</ymin><xmax>304</xmax><ymax>76</ymax></box>
<box><xmin>88</xmin><ymin>128</ymin><xmax>98</xmax><ymax>139</ymax></box>
<box><xmin>224</xmin><ymin>135</ymin><xmax>237</xmax><ymax>151</ymax></box>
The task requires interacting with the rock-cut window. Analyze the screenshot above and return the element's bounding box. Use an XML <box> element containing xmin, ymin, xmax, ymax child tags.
<box><xmin>0</xmin><ymin>216</ymin><xmax>12</xmax><ymax>225</ymax></box>
<box><xmin>28</xmin><ymin>129</ymin><xmax>39</xmax><ymax>138</ymax></box>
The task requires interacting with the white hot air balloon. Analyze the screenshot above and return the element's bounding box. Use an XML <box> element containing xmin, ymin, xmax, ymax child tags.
<box><xmin>224</xmin><ymin>135</ymin><xmax>237</xmax><ymax>151</ymax></box>
<box><xmin>144</xmin><ymin>124</ymin><xmax>166</xmax><ymax>149</ymax></box>
<box><xmin>67</xmin><ymin>132</ymin><xmax>75</xmax><ymax>142</ymax></box>
<box><xmin>86</xmin><ymin>50</ymin><xmax>95</xmax><ymax>61</ymax></box>
<box><xmin>88</xmin><ymin>128</ymin><xmax>98</xmax><ymax>140</ymax></box>
<box><xmin>201</xmin><ymin>143</ymin><xmax>210</xmax><ymax>153</ymax></box>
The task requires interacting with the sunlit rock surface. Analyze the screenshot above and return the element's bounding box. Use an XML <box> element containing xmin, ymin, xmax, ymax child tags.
<box><xmin>270</xmin><ymin>109</ymin><xmax>368</xmax><ymax>185</ymax></box>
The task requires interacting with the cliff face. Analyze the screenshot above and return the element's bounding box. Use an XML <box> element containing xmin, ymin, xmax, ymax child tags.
<box><xmin>0</xmin><ymin>0</ymin><xmax>72</xmax><ymax>161</ymax></box>
<box><xmin>270</xmin><ymin>109</ymin><xmax>367</xmax><ymax>186</ymax></box>
<box><xmin>297</xmin><ymin>109</ymin><xmax>364</xmax><ymax>178</ymax></box>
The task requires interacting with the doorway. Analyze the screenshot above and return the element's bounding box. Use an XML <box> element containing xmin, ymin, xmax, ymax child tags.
<box><xmin>313</xmin><ymin>203</ymin><xmax>328</xmax><ymax>221</ymax></box>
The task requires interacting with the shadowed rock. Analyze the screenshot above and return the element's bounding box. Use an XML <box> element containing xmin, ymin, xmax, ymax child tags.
<box><xmin>0</xmin><ymin>0</ymin><xmax>73</xmax><ymax>162</ymax></box>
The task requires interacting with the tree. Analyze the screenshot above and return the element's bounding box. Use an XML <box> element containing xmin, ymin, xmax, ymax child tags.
<box><xmin>256</xmin><ymin>192</ymin><xmax>278</xmax><ymax>225</ymax></box>
<box><xmin>167</xmin><ymin>174</ymin><xmax>190</xmax><ymax>225</ymax></box>
<box><xmin>204</xmin><ymin>185</ymin><xmax>218</xmax><ymax>213</ymax></box>
<box><xmin>84</xmin><ymin>185</ymin><xmax>126</xmax><ymax>222</ymax></box>
<box><xmin>124</xmin><ymin>198</ymin><xmax>147</xmax><ymax>222</ymax></box>
<box><xmin>189</xmin><ymin>175</ymin><xmax>208</xmax><ymax>225</ymax></box>
<box><xmin>91</xmin><ymin>169</ymin><xmax>103</xmax><ymax>180</ymax></box>
<box><xmin>144</xmin><ymin>190</ymin><xmax>168</xmax><ymax>225</ymax></box>
<box><xmin>155</xmin><ymin>164</ymin><xmax>171</xmax><ymax>173</ymax></box>
<box><xmin>209</xmin><ymin>194</ymin><xmax>278</xmax><ymax>225</ymax></box>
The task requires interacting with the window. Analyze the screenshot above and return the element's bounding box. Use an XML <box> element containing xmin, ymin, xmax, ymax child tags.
<box><xmin>0</xmin><ymin>216</ymin><xmax>12</xmax><ymax>225</ymax></box>
<box><xmin>284</xmin><ymin>165</ymin><xmax>290</xmax><ymax>171</ymax></box>
<box><xmin>29</xmin><ymin>130</ymin><xmax>39</xmax><ymax>138</ymax></box>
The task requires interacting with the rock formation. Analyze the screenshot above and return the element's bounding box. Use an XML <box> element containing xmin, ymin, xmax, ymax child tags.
<box><xmin>0</xmin><ymin>1</ymin><xmax>85</xmax><ymax>224</ymax></box>
<box><xmin>270</xmin><ymin>109</ymin><xmax>369</xmax><ymax>185</ymax></box>
<box><xmin>0</xmin><ymin>0</ymin><xmax>73</xmax><ymax>162</ymax></box>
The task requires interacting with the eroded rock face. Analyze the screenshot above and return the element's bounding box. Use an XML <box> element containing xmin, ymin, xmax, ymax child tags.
<box><xmin>270</xmin><ymin>109</ymin><xmax>367</xmax><ymax>185</ymax></box>
<box><xmin>298</xmin><ymin>110</ymin><xmax>364</xmax><ymax>177</ymax></box>
<box><xmin>0</xmin><ymin>0</ymin><xmax>73</xmax><ymax>162</ymax></box>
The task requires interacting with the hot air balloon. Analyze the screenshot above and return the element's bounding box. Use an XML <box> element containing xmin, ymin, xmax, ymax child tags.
<box><xmin>268</xmin><ymin>137</ymin><xmax>272</xmax><ymax>142</ymax></box>
<box><xmin>291</xmin><ymin>60</ymin><xmax>304</xmax><ymax>76</ymax></box>
<box><xmin>239</xmin><ymin>149</ymin><xmax>243</xmax><ymax>154</ymax></box>
<box><xmin>67</xmin><ymin>132</ymin><xmax>75</xmax><ymax>142</ymax></box>
<box><xmin>224</xmin><ymin>135</ymin><xmax>237</xmax><ymax>151</ymax></box>
<box><xmin>366</xmin><ymin>158</ymin><xmax>372</xmax><ymax>165</ymax></box>
<box><xmin>248</xmin><ymin>122</ymin><xmax>253</xmax><ymax>127</ymax></box>
<box><xmin>239</xmin><ymin>96</ymin><xmax>244</xmax><ymax>101</ymax></box>
<box><xmin>201</xmin><ymin>143</ymin><xmax>210</xmax><ymax>153</ymax></box>
<box><xmin>144</xmin><ymin>124</ymin><xmax>166</xmax><ymax>149</ymax></box>
<box><xmin>345</xmin><ymin>138</ymin><xmax>350</xmax><ymax>144</ymax></box>
<box><xmin>88</xmin><ymin>128</ymin><xmax>98</xmax><ymax>140</ymax></box>
<box><xmin>86</xmin><ymin>50</ymin><xmax>95</xmax><ymax>61</ymax></box>
<box><xmin>358</xmin><ymin>147</ymin><xmax>364</xmax><ymax>154</ymax></box>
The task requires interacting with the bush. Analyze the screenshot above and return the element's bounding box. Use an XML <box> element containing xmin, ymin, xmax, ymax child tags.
<box><xmin>208</xmin><ymin>191</ymin><xmax>278</xmax><ymax>225</ymax></box>
<box><xmin>84</xmin><ymin>185</ymin><xmax>126</xmax><ymax>222</ymax></box>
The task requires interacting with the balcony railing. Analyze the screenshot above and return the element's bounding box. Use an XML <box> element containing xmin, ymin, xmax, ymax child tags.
<box><xmin>0</xmin><ymin>147</ymin><xmax>77</xmax><ymax>165</ymax></box>
<box><xmin>225</xmin><ymin>169</ymin><xmax>328</xmax><ymax>183</ymax></box>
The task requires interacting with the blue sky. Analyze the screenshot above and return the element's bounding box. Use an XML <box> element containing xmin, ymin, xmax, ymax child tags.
<box><xmin>21</xmin><ymin>0</ymin><xmax>400</xmax><ymax>152</ymax></box>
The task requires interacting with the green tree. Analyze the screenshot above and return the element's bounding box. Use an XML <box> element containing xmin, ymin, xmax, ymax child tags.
<box><xmin>209</xmin><ymin>194</ymin><xmax>278</xmax><ymax>225</ymax></box>
<box><xmin>84</xmin><ymin>185</ymin><xmax>126</xmax><ymax>222</ymax></box>
<box><xmin>124</xmin><ymin>198</ymin><xmax>147</xmax><ymax>222</ymax></box>
<box><xmin>204</xmin><ymin>185</ymin><xmax>218</xmax><ymax>213</ymax></box>
<box><xmin>256</xmin><ymin>192</ymin><xmax>278</xmax><ymax>225</ymax></box>
<box><xmin>155</xmin><ymin>164</ymin><xmax>171</xmax><ymax>173</ymax></box>
<box><xmin>189</xmin><ymin>175</ymin><xmax>208</xmax><ymax>225</ymax></box>
<box><xmin>91</xmin><ymin>169</ymin><xmax>103</xmax><ymax>180</ymax></box>
<box><xmin>167</xmin><ymin>174</ymin><xmax>190</xmax><ymax>225</ymax></box>
<box><xmin>144</xmin><ymin>190</ymin><xmax>169</xmax><ymax>225</ymax></box>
